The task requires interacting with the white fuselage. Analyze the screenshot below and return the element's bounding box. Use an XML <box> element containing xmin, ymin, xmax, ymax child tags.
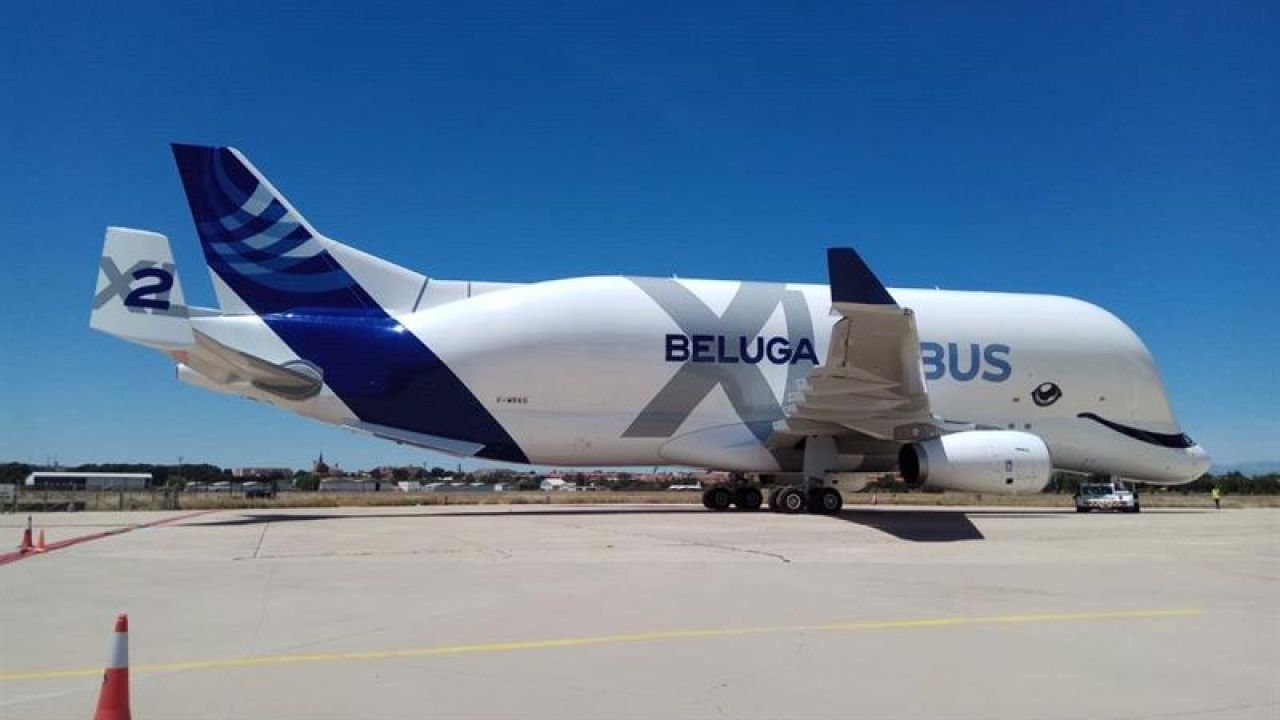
<box><xmin>203</xmin><ymin>275</ymin><xmax>1208</xmax><ymax>484</ymax></box>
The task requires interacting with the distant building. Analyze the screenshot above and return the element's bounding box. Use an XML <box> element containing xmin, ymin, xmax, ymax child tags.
<box><xmin>232</xmin><ymin>467</ymin><xmax>292</xmax><ymax>479</ymax></box>
<box><xmin>373</xmin><ymin>466</ymin><xmax>429</xmax><ymax>481</ymax></box>
<box><xmin>24</xmin><ymin>472</ymin><xmax>150</xmax><ymax>490</ymax></box>
<box><xmin>422</xmin><ymin>482</ymin><xmax>507</xmax><ymax>493</ymax></box>
<box><xmin>318</xmin><ymin>477</ymin><xmax>398</xmax><ymax>492</ymax></box>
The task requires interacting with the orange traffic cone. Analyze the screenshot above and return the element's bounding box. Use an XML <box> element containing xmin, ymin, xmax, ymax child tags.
<box><xmin>34</xmin><ymin>530</ymin><xmax>47</xmax><ymax>553</ymax></box>
<box><xmin>18</xmin><ymin>516</ymin><xmax>33</xmax><ymax>553</ymax></box>
<box><xmin>93</xmin><ymin>614</ymin><xmax>131</xmax><ymax>720</ymax></box>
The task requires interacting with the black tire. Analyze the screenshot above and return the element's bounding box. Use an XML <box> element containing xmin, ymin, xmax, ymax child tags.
<box><xmin>1131</xmin><ymin>503</ymin><xmax>1141</xmax><ymax>514</ymax></box>
<box><xmin>776</xmin><ymin>487</ymin><xmax>806</xmax><ymax>514</ymax></box>
<box><xmin>810</xmin><ymin>487</ymin><xmax>843</xmax><ymax>514</ymax></box>
<box><xmin>1076</xmin><ymin>507</ymin><xmax>1089</xmax><ymax>513</ymax></box>
<box><xmin>703</xmin><ymin>486</ymin><xmax>733</xmax><ymax>511</ymax></box>
<box><xmin>733</xmin><ymin>486</ymin><xmax>763</xmax><ymax>511</ymax></box>
<box><xmin>767</xmin><ymin>487</ymin><xmax>783</xmax><ymax>512</ymax></box>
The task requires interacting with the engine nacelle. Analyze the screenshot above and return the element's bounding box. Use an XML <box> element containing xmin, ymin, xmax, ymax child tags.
<box><xmin>899</xmin><ymin>431</ymin><xmax>1052</xmax><ymax>495</ymax></box>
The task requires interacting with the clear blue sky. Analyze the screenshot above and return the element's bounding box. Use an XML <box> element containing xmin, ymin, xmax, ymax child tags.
<box><xmin>1</xmin><ymin>1</ymin><xmax>1275</xmax><ymax>470</ymax></box>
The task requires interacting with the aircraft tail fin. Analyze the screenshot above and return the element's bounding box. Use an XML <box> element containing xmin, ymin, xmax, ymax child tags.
<box><xmin>170</xmin><ymin>144</ymin><xmax>427</xmax><ymax>316</ymax></box>
<box><xmin>90</xmin><ymin>227</ymin><xmax>193</xmax><ymax>349</ymax></box>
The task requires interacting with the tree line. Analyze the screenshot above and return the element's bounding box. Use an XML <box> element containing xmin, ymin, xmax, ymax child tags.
<box><xmin>0</xmin><ymin>462</ymin><xmax>232</xmax><ymax>488</ymax></box>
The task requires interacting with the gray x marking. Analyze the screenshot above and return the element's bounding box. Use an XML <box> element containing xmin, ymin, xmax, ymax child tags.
<box><xmin>93</xmin><ymin>257</ymin><xmax>184</xmax><ymax>316</ymax></box>
<box><xmin>623</xmin><ymin>278</ymin><xmax>815</xmax><ymax>442</ymax></box>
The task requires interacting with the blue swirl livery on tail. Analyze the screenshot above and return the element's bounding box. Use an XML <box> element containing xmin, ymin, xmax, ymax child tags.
<box><xmin>169</xmin><ymin>144</ymin><xmax>527</xmax><ymax>463</ymax></box>
<box><xmin>172</xmin><ymin>144</ymin><xmax>382</xmax><ymax>314</ymax></box>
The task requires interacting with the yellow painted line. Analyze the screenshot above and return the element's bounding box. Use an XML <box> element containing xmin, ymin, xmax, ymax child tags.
<box><xmin>0</xmin><ymin>608</ymin><xmax>1199</xmax><ymax>682</ymax></box>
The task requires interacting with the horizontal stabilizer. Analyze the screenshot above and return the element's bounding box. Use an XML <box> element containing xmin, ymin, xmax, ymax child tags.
<box><xmin>187</xmin><ymin>329</ymin><xmax>323</xmax><ymax>401</ymax></box>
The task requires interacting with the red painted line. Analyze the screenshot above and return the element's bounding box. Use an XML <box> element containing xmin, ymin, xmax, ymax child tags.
<box><xmin>0</xmin><ymin>510</ymin><xmax>215</xmax><ymax>567</ymax></box>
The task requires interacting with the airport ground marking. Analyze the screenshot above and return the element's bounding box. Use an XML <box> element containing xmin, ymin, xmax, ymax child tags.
<box><xmin>0</xmin><ymin>608</ymin><xmax>1200</xmax><ymax>682</ymax></box>
<box><xmin>0</xmin><ymin>511</ymin><xmax>214</xmax><ymax>567</ymax></box>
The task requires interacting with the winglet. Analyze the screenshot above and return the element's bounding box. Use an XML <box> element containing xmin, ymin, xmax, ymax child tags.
<box><xmin>827</xmin><ymin>247</ymin><xmax>896</xmax><ymax>306</ymax></box>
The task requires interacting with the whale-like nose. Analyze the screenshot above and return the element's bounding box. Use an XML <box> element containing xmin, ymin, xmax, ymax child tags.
<box><xmin>1188</xmin><ymin>445</ymin><xmax>1212</xmax><ymax>478</ymax></box>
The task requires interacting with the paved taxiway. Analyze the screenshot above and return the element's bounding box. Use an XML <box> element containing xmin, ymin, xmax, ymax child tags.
<box><xmin>1</xmin><ymin>505</ymin><xmax>1276</xmax><ymax>719</ymax></box>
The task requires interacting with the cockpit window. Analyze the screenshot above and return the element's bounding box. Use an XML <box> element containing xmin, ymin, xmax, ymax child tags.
<box><xmin>1078</xmin><ymin>413</ymin><xmax>1196</xmax><ymax>449</ymax></box>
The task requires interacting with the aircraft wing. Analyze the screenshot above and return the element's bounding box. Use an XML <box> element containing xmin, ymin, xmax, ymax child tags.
<box><xmin>778</xmin><ymin>248</ymin><xmax>942</xmax><ymax>443</ymax></box>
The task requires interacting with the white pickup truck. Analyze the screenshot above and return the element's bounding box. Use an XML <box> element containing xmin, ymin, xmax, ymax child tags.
<box><xmin>1074</xmin><ymin>481</ymin><xmax>1140</xmax><ymax>513</ymax></box>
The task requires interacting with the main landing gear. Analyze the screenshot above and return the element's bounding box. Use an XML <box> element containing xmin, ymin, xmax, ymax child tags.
<box><xmin>774</xmin><ymin>435</ymin><xmax>845</xmax><ymax>514</ymax></box>
<box><xmin>701</xmin><ymin>484</ymin><xmax>841</xmax><ymax>514</ymax></box>
<box><xmin>767</xmin><ymin>485</ymin><xmax>842</xmax><ymax>514</ymax></box>
<box><xmin>701</xmin><ymin>436</ymin><xmax>847</xmax><ymax>515</ymax></box>
<box><xmin>701</xmin><ymin>485</ymin><xmax>764</xmax><ymax>511</ymax></box>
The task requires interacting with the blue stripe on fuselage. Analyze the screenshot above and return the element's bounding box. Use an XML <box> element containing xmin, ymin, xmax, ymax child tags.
<box><xmin>171</xmin><ymin>145</ymin><xmax>524</xmax><ymax>462</ymax></box>
<box><xmin>263</xmin><ymin>310</ymin><xmax>529</xmax><ymax>463</ymax></box>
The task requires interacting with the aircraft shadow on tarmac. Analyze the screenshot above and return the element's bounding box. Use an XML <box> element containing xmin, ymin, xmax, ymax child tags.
<box><xmin>191</xmin><ymin>506</ymin><xmax>1091</xmax><ymax>543</ymax></box>
<box><xmin>831</xmin><ymin>509</ymin><xmax>990</xmax><ymax>542</ymax></box>
<box><xmin>827</xmin><ymin>508</ymin><xmax>1075</xmax><ymax>541</ymax></box>
<box><xmin>196</xmin><ymin>507</ymin><xmax>702</xmax><ymax>527</ymax></box>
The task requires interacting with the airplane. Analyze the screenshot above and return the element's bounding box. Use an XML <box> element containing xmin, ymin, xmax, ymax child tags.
<box><xmin>90</xmin><ymin>144</ymin><xmax>1211</xmax><ymax>513</ymax></box>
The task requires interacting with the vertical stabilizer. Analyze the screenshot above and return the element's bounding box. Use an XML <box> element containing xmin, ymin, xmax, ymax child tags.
<box><xmin>170</xmin><ymin>144</ymin><xmax>427</xmax><ymax>315</ymax></box>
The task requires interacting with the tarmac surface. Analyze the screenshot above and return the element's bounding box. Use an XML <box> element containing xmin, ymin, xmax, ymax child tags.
<box><xmin>1</xmin><ymin>504</ymin><xmax>1276</xmax><ymax>719</ymax></box>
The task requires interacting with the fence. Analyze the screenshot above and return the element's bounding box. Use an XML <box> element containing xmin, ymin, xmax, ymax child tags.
<box><xmin>2</xmin><ymin>487</ymin><xmax>180</xmax><ymax>513</ymax></box>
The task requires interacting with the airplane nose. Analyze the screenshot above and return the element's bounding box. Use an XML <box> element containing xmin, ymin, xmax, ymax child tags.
<box><xmin>1189</xmin><ymin>445</ymin><xmax>1212</xmax><ymax>477</ymax></box>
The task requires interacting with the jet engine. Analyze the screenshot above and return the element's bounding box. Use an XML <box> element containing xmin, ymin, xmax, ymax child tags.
<box><xmin>898</xmin><ymin>431</ymin><xmax>1051</xmax><ymax>494</ymax></box>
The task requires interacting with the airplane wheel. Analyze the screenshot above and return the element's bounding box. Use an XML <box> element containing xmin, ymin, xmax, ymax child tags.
<box><xmin>702</xmin><ymin>487</ymin><xmax>733</xmax><ymax>511</ymax></box>
<box><xmin>776</xmin><ymin>487</ymin><xmax>807</xmax><ymax>514</ymax></box>
<box><xmin>767</xmin><ymin>487</ymin><xmax>783</xmax><ymax>512</ymax></box>
<box><xmin>733</xmin><ymin>487</ymin><xmax>763</xmax><ymax>511</ymax></box>
<box><xmin>810</xmin><ymin>487</ymin><xmax>843</xmax><ymax>514</ymax></box>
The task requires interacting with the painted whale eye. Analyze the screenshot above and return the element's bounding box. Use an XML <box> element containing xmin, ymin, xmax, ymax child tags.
<box><xmin>1031</xmin><ymin>382</ymin><xmax>1062</xmax><ymax>407</ymax></box>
